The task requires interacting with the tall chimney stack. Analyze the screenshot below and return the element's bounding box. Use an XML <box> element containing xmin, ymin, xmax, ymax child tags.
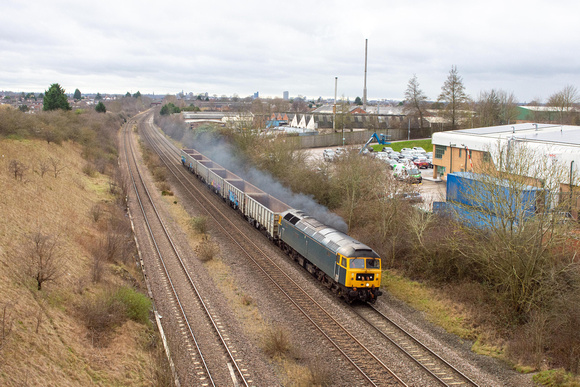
<box><xmin>363</xmin><ymin>39</ymin><xmax>368</xmax><ymax>111</ymax></box>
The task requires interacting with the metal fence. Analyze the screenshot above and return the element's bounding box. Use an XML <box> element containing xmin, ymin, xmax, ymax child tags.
<box><xmin>296</xmin><ymin>129</ymin><xmax>407</xmax><ymax>148</ymax></box>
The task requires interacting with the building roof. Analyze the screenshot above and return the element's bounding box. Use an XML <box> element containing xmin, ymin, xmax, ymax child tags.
<box><xmin>432</xmin><ymin>123</ymin><xmax>580</xmax><ymax>177</ymax></box>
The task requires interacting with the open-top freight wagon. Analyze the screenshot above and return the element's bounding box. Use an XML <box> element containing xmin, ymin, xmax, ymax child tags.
<box><xmin>180</xmin><ymin>149</ymin><xmax>382</xmax><ymax>303</ymax></box>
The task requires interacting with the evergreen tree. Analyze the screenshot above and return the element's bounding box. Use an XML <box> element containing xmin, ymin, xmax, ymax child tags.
<box><xmin>73</xmin><ymin>88</ymin><xmax>81</xmax><ymax>100</ymax></box>
<box><xmin>95</xmin><ymin>101</ymin><xmax>107</xmax><ymax>113</ymax></box>
<box><xmin>125</xmin><ymin>91</ymin><xmax>131</xmax><ymax>97</ymax></box>
<box><xmin>95</xmin><ymin>93</ymin><xmax>102</xmax><ymax>100</ymax></box>
<box><xmin>43</xmin><ymin>83</ymin><xmax>71</xmax><ymax>111</ymax></box>
<box><xmin>438</xmin><ymin>65</ymin><xmax>469</xmax><ymax>130</ymax></box>
<box><xmin>132</xmin><ymin>91</ymin><xmax>141</xmax><ymax>98</ymax></box>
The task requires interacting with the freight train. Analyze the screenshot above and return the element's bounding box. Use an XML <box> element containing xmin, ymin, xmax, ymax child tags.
<box><xmin>181</xmin><ymin>149</ymin><xmax>382</xmax><ymax>303</ymax></box>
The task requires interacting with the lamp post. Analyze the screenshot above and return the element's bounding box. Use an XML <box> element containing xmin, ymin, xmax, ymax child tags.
<box><xmin>333</xmin><ymin>77</ymin><xmax>337</xmax><ymax>134</ymax></box>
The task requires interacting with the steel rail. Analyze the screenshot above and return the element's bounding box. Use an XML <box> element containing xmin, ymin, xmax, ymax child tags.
<box><xmin>124</xmin><ymin>117</ymin><xmax>249</xmax><ymax>387</ymax></box>
<box><xmin>140</xmin><ymin>115</ymin><xmax>407</xmax><ymax>386</ymax></box>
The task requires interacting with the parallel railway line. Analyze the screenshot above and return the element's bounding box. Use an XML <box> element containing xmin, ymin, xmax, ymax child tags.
<box><xmin>139</xmin><ymin>112</ymin><xmax>481</xmax><ymax>386</ymax></box>
<box><xmin>122</xmin><ymin>116</ymin><xmax>251</xmax><ymax>386</ymax></box>
<box><xmin>352</xmin><ymin>304</ymin><xmax>478</xmax><ymax>386</ymax></box>
<box><xmin>139</xmin><ymin>115</ymin><xmax>405</xmax><ymax>386</ymax></box>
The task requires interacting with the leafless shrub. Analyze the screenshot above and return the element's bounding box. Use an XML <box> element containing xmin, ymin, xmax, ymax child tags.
<box><xmin>35</xmin><ymin>308</ymin><xmax>43</xmax><ymax>334</ymax></box>
<box><xmin>159</xmin><ymin>182</ymin><xmax>173</xmax><ymax>196</ymax></box>
<box><xmin>507</xmin><ymin>310</ymin><xmax>549</xmax><ymax>369</ymax></box>
<box><xmin>306</xmin><ymin>357</ymin><xmax>332</xmax><ymax>387</ymax></box>
<box><xmin>546</xmin><ymin>287</ymin><xmax>580</xmax><ymax>373</ymax></box>
<box><xmin>82</xmin><ymin>163</ymin><xmax>97</xmax><ymax>177</ymax></box>
<box><xmin>147</xmin><ymin>332</ymin><xmax>174</xmax><ymax>386</ymax></box>
<box><xmin>48</xmin><ymin>156</ymin><xmax>65</xmax><ymax>178</ymax></box>
<box><xmin>21</xmin><ymin>230</ymin><xmax>62</xmax><ymax>291</ymax></box>
<box><xmin>91</xmin><ymin>244</ymin><xmax>106</xmax><ymax>283</ymax></box>
<box><xmin>240</xmin><ymin>294</ymin><xmax>253</xmax><ymax>306</ymax></box>
<box><xmin>74</xmin><ymin>277</ymin><xmax>88</xmax><ymax>295</ymax></box>
<box><xmin>8</xmin><ymin>159</ymin><xmax>28</xmax><ymax>181</ymax></box>
<box><xmin>90</xmin><ymin>203</ymin><xmax>103</xmax><ymax>223</ymax></box>
<box><xmin>0</xmin><ymin>303</ymin><xmax>14</xmax><ymax>352</ymax></box>
<box><xmin>110</xmin><ymin>170</ymin><xmax>129</xmax><ymax>206</ymax></box>
<box><xmin>152</xmin><ymin>166</ymin><xmax>167</xmax><ymax>182</ymax></box>
<box><xmin>263</xmin><ymin>325</ymin><xmax>291</xmax><ymax>358</ymax></box>
<box><xmin>99</xmin><ymin>217</ymin><xmax>134</xmax><ymax>264</ymax></box>
<box><xmin>197</xmin><ymin>240</ymin><xmax>217</xmax><ymax>262</ymax></box>
<box><xmin>94</xmin><ymin>157</ymin><xmax>107</xmax><ymax>174</ymax></box>
<box><xmin>190</xmin><ymin>216</ymin><xmax>208</xmax><ymax>235</ymax></box>
<box><xmin>38</xmin><ymin>159</ymin><xmax>50</xmax><ymax>178</ymax></box>
<box><xmin>78</xmin><ymin>291</ymin><xmax>126</xmax><ymax>346</ymax></box>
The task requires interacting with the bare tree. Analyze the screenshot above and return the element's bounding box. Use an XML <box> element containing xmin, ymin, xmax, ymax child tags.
<box><xmin>475</xmin><ymin>89</ymin><xmax>519</xmax><ymax>127</ymax></box>
<box><xmin>404</xmin><ymin>74</ymin><xmax>428</xmax><ymax>130</ymax></box>
<box><xmin>438</xmin><ymin>65</ymin><xmax>470</xmax><ymax>130</ymax></box>
<box><xmin>8</xmin><ymin>159</ymin><xmax>28</xmax><ymax>181</ymax></box>
<box><xmin>448</xmin><ymin>140</ymin><xmax>578</xmax><ymax>316</ymax></box>
<box><xmin>38</xmin><ymin>159</ymin><xmax>50</xmax><ymax>178</ymax></box>
<box><xmin>291</xmin><ymin>98</ymin><xmax>309</xmax><ymax>113</ymax></box>
<box><xmin>547</xmin><ymin>84</ymin><xmax>579</xmax><ymax>124</ymax></box>
<box><xmin>22</xmin><ymin>231</ymin><xmax>62</xmax><ymax>290</ymax></box>
<box><xmin>48</xmin><ymin>156</ymin><xmax>65</xmax><ymax>178</ymax></box>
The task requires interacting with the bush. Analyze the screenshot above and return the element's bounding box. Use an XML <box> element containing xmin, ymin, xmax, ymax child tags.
<box><xmin>197</xmin><ymin>241</ymin><xmax>217</xmax><ymax>262</ymax></box>
<box><xmin>113</xmin><ymin>286</ymin><xmax>151</xmax><ymax>325</ymax></box>
<box><xmin>82</xmin><ymin>163</ymin><xmax>98</xmax><ymax>177</ymax></box>
<box><xmin>190</xmin><ymin>216</ymin><xmax>208</xmax><ymax>234</ymax></box>
<box><xmin>263</xmin><ymin>325</ymin><xmax>291</xmax><ymax>358</ymax></box>
<box><xmin>78</xmin><ymin>291</ymin><xmax>126</xmax><ymax>345</ymax></box>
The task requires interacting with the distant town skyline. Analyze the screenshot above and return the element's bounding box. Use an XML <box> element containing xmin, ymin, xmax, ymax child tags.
<box><xmin>2</xmin><ymin>0</ymin><xmax>580</xmax><ymax>103</ymax></box>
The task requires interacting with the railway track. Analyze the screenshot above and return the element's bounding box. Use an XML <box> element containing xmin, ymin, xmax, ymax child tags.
<box><xmin>139</xmin><ymin>115</ymin><xmax>406</xmax><ymax>386</ymax></box>
<box><xmin>139</xmin><ymin>113</ymin><xmax>481</xmax><ymax>386</ymax></box>
<box><xmin>121</xmin><ymin>116</ymin><xmax>251</xmax><ymax>387</ymax></box>
<box><xmin>352</xmin><ymin>304</ymin><xmax>478</xmax><ymax>386</ymax></box>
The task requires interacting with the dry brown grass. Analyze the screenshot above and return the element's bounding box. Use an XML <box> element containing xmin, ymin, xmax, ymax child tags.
<box><xmin>263</xmin><ymin>325</ymin><xmax>291</xmax><ymax>358</ymax></box>
<box><xmin>0</xmin><ymin>138</ymin><xmax>163</xmax><ymax>386</ymax></box>
<box><xmin>197</xmin><ymin>240</ymin><xmax>218</xmax><ymax>262</ymax></box>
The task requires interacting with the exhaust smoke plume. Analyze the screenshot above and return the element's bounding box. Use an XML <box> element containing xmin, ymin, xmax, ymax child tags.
<box><xmin>158</xmin><ymin>117</ymin><xmax>348</xmax><ymax>233</ymax></box>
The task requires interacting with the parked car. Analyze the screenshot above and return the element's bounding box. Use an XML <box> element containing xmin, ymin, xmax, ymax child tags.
<box><xmin>413</xmin><ymin>158</ymin><xmax>430</xmax><ymax>169</ymax></box>
<box><xmin>400</xmin><ymin>147</ymin><xmax>412</xmax><ymax>153</ymax></box>
<box><xmin>393</xmin><ymin>165</ymin><xmax>422</xmax><ymax>184</ymax></box>
<box><xmin>335</xmin><ymin>147</ymin><xmax>347</xmax><ymax>158</ymax></box>
<box><xmin>413</xmin><ymin>146</ymin><xmax>426</xmax><ymax>153</ymax></box>
<box><xmin>398</xmin><ymin>191</ymin><xmax>423</xmax><ymax>203</ymax></box>
<box><xmin>323</xmin><ymin>149</ymin><xmax>335</xmax><ymax>162</ymax></box>
<box><xmin>375</xmin><ymin>152</ymin><xmax>390</xmax><ymax>161</ymax></box>
<box><xmin>381</xmin><ymin>146</ymin><xmax>393</xmax><ymax>153</ymax></box>
<box><xmin>385</xmin><ymin>158</ymin><xmax>398</xmax><ymax>169</ymax></box>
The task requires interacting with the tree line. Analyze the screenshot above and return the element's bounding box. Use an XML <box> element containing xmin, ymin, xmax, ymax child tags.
<box><xmin>404</xmin><ymin>66</ymin><xmax>580</xmax><ymax>130</ymax></box>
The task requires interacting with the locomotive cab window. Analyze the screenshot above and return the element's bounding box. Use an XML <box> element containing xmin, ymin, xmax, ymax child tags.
<box><xmin>350</xmin><ymin>258</ymin><xmax>365</xmax><ymax>269</ymax></box>
<box><xmin>367</xmin><ymin>259</ymin><xmax>380</xmax><ymax>269</ymax></box>
<box><xmin>341</xmin><ymin>257</ymin><xmax>347</xmax><ymax>267</ymax></box>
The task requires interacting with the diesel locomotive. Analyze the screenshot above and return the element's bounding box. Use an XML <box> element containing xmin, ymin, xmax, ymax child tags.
<box><xmin>181</xmin><ymin>149</ymin><xmax>382</xmax><ymax>303</ymax></box>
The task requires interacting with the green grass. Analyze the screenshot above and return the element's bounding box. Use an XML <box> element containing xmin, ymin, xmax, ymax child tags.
<box><xmin>382</xmin><ymin>270</ymin><xmax>474</xmax><ymax>340</ymax></box>
<box><xmin>533</xmin><ymin>369</ymin><xmax>580</xmax><ymax>386</ymax></box>
<box><xmin>370</xmin><ymin>139</ymin><xmax>432</xmax><ymax>153</ymax></box>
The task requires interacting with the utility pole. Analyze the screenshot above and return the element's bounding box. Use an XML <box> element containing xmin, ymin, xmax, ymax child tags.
<box><xmin>333</xmin><ymin>77</ymin><xmax>337</xmax><ymax>133</ymax></box>
<box><xmin>363</xmin><ymin>38</ymin><xmax>368</xmax><ymax>111</ymax></box>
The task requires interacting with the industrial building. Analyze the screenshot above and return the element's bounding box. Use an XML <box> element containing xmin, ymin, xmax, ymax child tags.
<box><xmin>431</xmin><ymin>123</ymin><xmax>580</xmax><ymax>218</ymax></box>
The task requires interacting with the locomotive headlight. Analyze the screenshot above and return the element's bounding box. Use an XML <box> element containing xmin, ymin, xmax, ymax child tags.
<box><xmin>366</xmin><ymin>283</ymin><xmax>370</xmax><ymax>287</ymax></box>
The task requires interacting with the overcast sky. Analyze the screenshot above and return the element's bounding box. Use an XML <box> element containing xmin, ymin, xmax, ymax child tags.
<box><xmin>2</xmin><ymin>0</ymin><xmax>579</xmax><ymax>103</ymax></box>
